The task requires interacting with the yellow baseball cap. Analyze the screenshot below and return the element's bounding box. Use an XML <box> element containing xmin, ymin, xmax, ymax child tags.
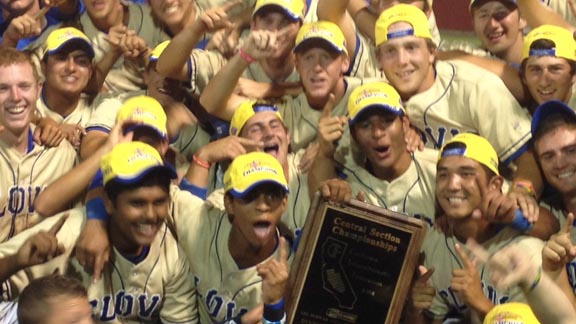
<box><xmin>101</xmin><ymin>142</ymin><xmax>176</xmax><ymax>186</ymax></box>
<box><xmin>375</xmin><ymin>4</ymin><xmax>432</xmax><ymax>46</ymax></box>
<box><xmin>224</xmin><ymin>152</ymin><xmax>289</xmax><ymax>198</ymax></box>
<box><xmin>116</xmin><ymin>96</ymin><xmax>168</xmax><ymax>139</ymax></box>
<box><xmin>439</xmin><ymin>133</ymin><xmax>499</xmax><ymax>176</ymax></box>
<box><xmin>470</xmin><ymin>0</ymin><xmax>517</xmax><ymax>11</ymax></box>
<box><xmin>483</xmin><ymin>303</ymin><xmax>540</xmax><ymax>324</ymax></box>
<box><xmin>230</xmin><ymin>100</ymin><xmax>283</xmax><ymax>136</ymax></box>
<box><xmin>294</xmin><ymin>21</ymin><xmax>347</xmax><ymax>55</ymax></box>
<box><xmin>522</xmin><ymin>25</ymin><xmax>576</xmax><ymax>61</ymax></box>
<box><xmin>44</xmin><ymin>27</ymin><xmax>94</xmax><ymax>59</ymax></box>
<box><xmin>252</xmin><ymin>0</ymin><xmax>304</xmax><ymax>21</ymax></box>
<box><xmin>348</xmin><ymin>82</ymin><xmax>405</xmax><ymax>125</ymax></box>
<box><xmin>148</xmin><ymin>40</ymin><xmax>170</xmax><ymax>62</ymax></box>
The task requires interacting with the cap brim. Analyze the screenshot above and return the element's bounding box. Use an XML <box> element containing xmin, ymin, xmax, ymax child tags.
<box><xmin>531</xmin><ymin>100</ymin><xmax>576</xmax><ymax>135</ymax></box>
<box><xmin>110</xmin><ymin>164</ymin><xmax>177</xmax><ymax>186</ymax></box>
<box><xmin>227</xmin><ymin>180</ymin><xmax>289</xmax><ymax>198</ymax></box>
<box><xmin>253</xmin><ymin>4</ymin><xmax>300</xmax><ymax>21</ymax></box>
<box><xmin>294</xmin><ymin>38</ymin><xmax>344</xmax><ymax>54</ymax></box>
<box><xmin>350</xmin><ymin>105</ymin><xmax>404</xmax><ymax>125</ymax></box>
<box><xmin>46</xmin><ymin>39</ymin><xmax>95</xmax><ymax>59</ymax></box>
<box><xmin>470</xmin><ymin>0</ymin><xmax>516</xmax><ymax>11</ymax></box>
<box><xmin>124</xmin><ymin>124</ymin><xmax>167</xmax><ymax>139</ymax></box>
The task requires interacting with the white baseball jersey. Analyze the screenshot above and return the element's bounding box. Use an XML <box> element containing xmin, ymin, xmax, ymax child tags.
<box><xmin>35</xmin><ymin>93</ymin><xmax>103</xmax><ymax>127</ymax></box>
<box><xmin>344</xmin><ymin>148</ymin><xmax>437</xmax><ymax>223</ymax></box>
<box><xmin>170</xmin><ymin>189</ymin><xmax>294</xmax><ymax>323</ymax></box>
<box><xmin>542</xmin><ymin>0</ymin><xmax>576</xmax><ymax>27</ymax></box>
<box><xmin>423</xmin><ymin>228</ymin><xmax>544</xmax><ymax>323</ymax></box>
<box><xmin>0</xmin><ymin>128</ymin><xmax>77</xmax><ymax>242</ymax></box>
<box><xmin>80</xmin><ymin>3</ymin><xmax>169</xmax><ymax>93</ymax></box>
<box><xmin>405</xmin><ymin>60</ymin><xmax>532</xmax><ymax>164</ymax></box>
<box><xmin>0</xmin><ymin>208</ymin><xmax>199</xmax><ymax>324</ymax></box>
<box><xmin>84</xmin><ymin>91</ymin><xmax>144</xmax><ymax>133</ymax></box>
<box><xmin>279</xmin><ymin>77</ymin><xmax>368</xmax><ymax>152</ymax></box>
<box><xmin>189</xmin><ymin>49</ymin><xmax>228</xmax><ymax>96</ymax></box>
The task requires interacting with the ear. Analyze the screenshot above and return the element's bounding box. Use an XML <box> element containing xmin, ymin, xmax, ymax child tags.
<box><xmin>103</xmin><ymin>195</ymin><xmax>115</xmax><ymax>215</ymax></box>
<box><xmin>401</xmin><ymin>115</ymin><xmax>411</xmax><ymax>130</ymax></box>
<box><xmin>487</xmin><ymin>175</ymin><xmax>505</xmax><ymax>192</ymax></box>
<box><xmin>224</xmin><ymin>194</ymin><xmax>234</xmax><ymax>215</ymax></box>
<box><xmin>428</xmin><ymin>46</ymin><xmax>436</xmax><ymax>65</ymax></box>
<box><xmin>159</xmin><ymin>138</ymin><xmax>170</xmax><ymax>156</ymax></box>
<box><xmin>518</xmin><ymin>16</ymin><xmax>527</xmax><ymax>31</ymax></box>
<box><xmin>341</xmin><ymin>54</ymin><xmax>350</xmax><ymax>75</ymax></box>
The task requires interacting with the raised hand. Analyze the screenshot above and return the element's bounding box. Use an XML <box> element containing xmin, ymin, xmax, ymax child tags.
<box><xmin>542</xmin><ymin>213</ymin><xmax>576</xmax><ymax>273</ymax></box>
<box><xmin>257</xmin><ymin>236</ymin><xmax>289</xmax><ymax>305</ymax></box>
<box><xmin>317</xmin><ymin>94</ymin><xmax>347</xmax><ymax>158</ymax></box>
<box><xmin>16</xmin><ymin>214</ymin><xmax>67</xmax><ymax>269</ymax></box>
<box><xmin>451</xmin><ymin>243</ymin><xmax>488</xmax><ymax>310</ymax></box>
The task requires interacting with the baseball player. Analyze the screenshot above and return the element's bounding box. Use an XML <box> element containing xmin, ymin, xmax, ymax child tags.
<box><xmin>531</xmin><ymin>100</ymin><xmax>576</xmax><ymax>303</ymax></box>
<box><xmin>311</xmin><ymin>81</ymin><xmax>438</xmax><ymax>223</ymax></box>
<box><xmin>0</xmin><ymin>141</ymin><xmax>199</xmax><ymax>323</ymax></box>
<box><xmin>35</xmin><ymin>27</ymin><xmax>100</xmax><ymax>148</ymax></box>
<box><xmin>520</xmin><ymin>24</ymin><xmax>576</xmax><ymax>111</ymax></box>
<box><xmin>201</xmin><ymin>20</ymin><xmax>368</xmax><ymax>153</ymax></box>
<box><xmin>171</xmin><ymin>151</ymin><xmax>292</xmax><ymax>323</ymax></box>
<box><xmin>0</xmin><ymin>47</ymin><xmax>77</xmax><ymax>242</ymax></box>
<box><xmin>374</xmin><ymin>5</ymin><xmax>557</xmax><ymax>237</ymax></box>
<box><xmin>469</xmin><ymin>0</ymin><xmax>526</xmax><ymax>66</ymax></box>
<box><xmin>408</xmin><ymin>134</ymin><xmax>545</xmax><ymax>323</ymax></box>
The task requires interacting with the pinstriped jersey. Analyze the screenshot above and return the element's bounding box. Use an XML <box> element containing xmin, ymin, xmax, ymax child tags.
<box><xmin>170</xmin><ymin>189</ymin><xmax>293</xmax><ymax>323</ymax></box>
<box><xmin>344</xmin><ymin>148</ymin><xmax>437</xmax><ymax>222</ymax></box>
<box><xmin>0</xmin><ymin>129</ymin><xmax>76</xmax><ymax>242</ymax></box>
<box><xmin>542</xmin><ymin>0</ymin><xmax>576</xmax><ymax>27</ymax></box>
<box><xmin>0</xmin><ymin>208</ymin><xmax>199</xmax><ymax>323</ymax></box>
<box><xmin>423</xmin><ymin>228</ymin><xmax>544</xmax><ymax>323</ymax></box>
<box><xmin>279</xmin><ymin>77</ymin><xmax>368</xmax><ymax>152</ymax></box>
<box><xmin>404</xmin><ymin>60</ymin><xmax>532</xmax><ymax>163</ymax></box>
<box><xmin>35</xmin><ymin>94</ymin><xmax>101</xmax><ymax>127</ymax></box>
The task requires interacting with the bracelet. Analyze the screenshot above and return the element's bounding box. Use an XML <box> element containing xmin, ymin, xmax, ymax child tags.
<box><xmin>263</xmin><ymin>313</ymin><xmax>286</xmax><ymax>324</ymax></box>
<box><xmin>528</xmin><ymin>266</ymin><xmax>542</xmax><ymax>292</ymax></box>
<box><xmin>238</xmin><ymin>47</ymin><xmax>256</xmax><ymax>64</ymax></box>
<box><xmin>513</xmin><ymin>180</ymin><xmax>536</xmax><ymax>198</ymax></box>
<box><xmin>192</xmin><ymin>154</ymin><xmax>211</xmax><ymax>169</ymax></box>
<box><xmin>264</xmin><ymin>299</ymin><xmax>285</xmax><ymax>322</ymax></box>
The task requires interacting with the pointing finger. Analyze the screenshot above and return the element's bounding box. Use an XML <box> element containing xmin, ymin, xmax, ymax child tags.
<box><xmin>455</xmin><ymin>243</ymin><xmax>474</xmax><ymax>269</ymax></box>
<box><xmin>48</xmin><ymin>213</ymin><xmax>68</xmax><ymax>235</ymax></box>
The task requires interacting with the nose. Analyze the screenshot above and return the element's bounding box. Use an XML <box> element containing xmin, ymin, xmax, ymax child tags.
<box><xmin>254</xmin><ymin>193</ymin><xmax>272</xmax><ymax>211</ymax></box>
<box><xmin>371</xmin><ymin>123</ymin><xmax>385</xmax><ymax>139</ymax></box>
<box><xmin>65</xmin><ymin>56</ymin><xmax>77</xmax><ymax>71</ymax></box>
<box><xmin>446</xmin><ymin>173</ymin><xmax>462</xmax><ymax>191</ymax></box>
<box><xmin>10</xmin><ymin>86</ymin><xmax>21</xmax><ymax>101</ymax></box>
<box><xmin>397</xmin><ymin>48</ymin><xmax>409</xmax><ymax>65</ymax></box>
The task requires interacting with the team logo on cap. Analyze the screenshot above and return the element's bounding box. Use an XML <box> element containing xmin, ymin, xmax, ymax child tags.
<box><xmin>57</xmin><ymin>30</ymin><xmax>79</xmax><ymax>41</ymax></box>
<box><xmin>243</xmin><ymin>161</ymin><xmax>278</xmax><ymax>177</ymax></box>
<box><xmin>127</xmin><ymin>148</ymin><xmax>158</xmax><ymax>164</ymax></box>
<box><xmin>132</xmin><ymin>107</ymin><xmax>159</xmax><ymax>121</ymax></box>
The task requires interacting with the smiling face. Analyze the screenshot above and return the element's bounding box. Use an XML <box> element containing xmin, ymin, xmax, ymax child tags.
<box><xmin>84</xmin><ymin>0</ymin><xmax>121</xmax><ymax>24</ymax></box>
<box><xmin>376</xmin><ymin>22</ymin><xmax>435</xmax><ymax>100</ymax></box>
<box><xmin>472</xmin><ymin>1</ymin><xmax>525</xmax><ymax>59</ymax></box>
<box><xmin>225</xmin><ymin>183</ymin><xmax>287</xmax><ymax>250</ymax></box>
<box><xmin>296</xmin><ymin>46</ymin><xmax>349</xmax><ymax>108</ymax></box>
<box><xmin>43</xmin><ymin>49</ymin><xmax>92</xmax><ymax>97</ymax></box>
<box><xmin>148</xmin><ymin>0</ymin><xmax>193</xmax><ymax>32</ymax></box>
<box><xmin>535</xmin><ymin>124</ymin><xmax>576</xmax><ymax>197</ymax></box>
<box><xmin>105</xmin><ymin>183</ymin><xmax>170</xmax><ymax>256</ymax></box>
<box><xmin>352</xmin><ymin>111</ymin><xmax>411</xmax><ymax>181</ymax></box>
<box><xmin>436</xmin><ymin>155</ymin><xmax>499</xmax><ymax>220</ymax></box>
<box><xmin>0</xmin><ymin>62</ymin><xmax>41</xmax><ymax>137</ymax></box>
<box><xmin>522</xmin><ymin>56</ymin><xmax>575</xmax><ymax>104</ymax></box>
<box><xmin>240</xmin><ymin>111</ymin><xmax>290</xmax><ymax>166</ymax></box>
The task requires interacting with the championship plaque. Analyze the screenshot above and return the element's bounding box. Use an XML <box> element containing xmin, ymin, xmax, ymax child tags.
<box><xmin>286</xmin><ymin>194</ymin><xmax>427</xmax><ymax>323</ymax></box>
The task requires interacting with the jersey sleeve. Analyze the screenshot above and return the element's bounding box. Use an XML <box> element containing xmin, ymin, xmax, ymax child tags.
<box><xmin>85</xmin><ymin>97</ymin><xmax>124</xmax><ymax>133</ymax></box>
<box><xmin>189</xmin><ymin>49</ymin><xmax>227</xmax><ymax>96</ymax></box>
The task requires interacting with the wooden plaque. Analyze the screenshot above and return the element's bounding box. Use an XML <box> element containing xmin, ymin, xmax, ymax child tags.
<box><xmin>286</xmin><ymin>194</ymin><xmax>427</xmax><ymax>324</ymax></box>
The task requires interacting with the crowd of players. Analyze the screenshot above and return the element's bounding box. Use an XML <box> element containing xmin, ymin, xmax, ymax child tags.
<box><xmin>1</xmin><ymin>0</ymin><xmax>576</xmax><ymax>323</ymax></box>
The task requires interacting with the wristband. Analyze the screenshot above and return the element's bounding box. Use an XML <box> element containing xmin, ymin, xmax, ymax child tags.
<box><xmin>192</xmin><ymin>154</ymin><xmax>211</xmax><ymax>169</ymax></box>
<box><xmin>510</xmin><ymin>209</ymin><xmax>533</xmax><ymax>232</ymax></box>
<box><xmin>238</xmin><ymin>47</ymin><xmax>256</xmax><ymax>64</ymax></box>
<box><xmin>264</xmin><ymin>299</ymin><xmax>284</xmax><ymax>322</ymax></box>
<box><xmin>513</xmin><ymin>180</ymin><xmax>536</xmax><ymax>198</ymax></box>
<box><xmin>528</xmin><ymin>266</ymin><xmax>542</xmax><ymax>292</ymax></box>
<box><xmin>263</xmin><ymin>313</ymin><xmax>286</xmax><ymax>324</ymax></box>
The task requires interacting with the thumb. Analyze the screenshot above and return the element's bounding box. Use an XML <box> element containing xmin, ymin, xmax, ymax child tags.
<box><xmin>418</xmin><ymin>265</ymin><xmax>434</xmax><ymax>283</ymax></box>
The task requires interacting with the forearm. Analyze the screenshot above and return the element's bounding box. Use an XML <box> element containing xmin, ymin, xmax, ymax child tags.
<box><xmin>468</xmin><ymin>297</ymin><xmax>494</xmax><ymax>320</ymax></box>
<box><xmin>526</xmin><ymin>269</ymin><xmax>576</xmax><ymax>323</ymax></box>
<box><xmin>525</xmin><ymin>207</ymin><xmax>559</xmax><ymax>240</ymax></box>
<box><xmin>80</xmin><ymin>132</ymin><xmax>108</xmax><ymax>160</ymax></box>
<box><xmin>86</xmin><ymin>49</ymin><xmax>122</xmax><ymax>94</ymax></box>
<box><xmin>199</xmin><ymin>52</ymin><xmax>249</xmax><ymax>120</ymax></box>
<box><xmin>513</xmin><ymin>150</ymin><xmax>543</xmax><ymax>198</ymax></box>
<box><xmin>317</xmin><ymin>0</ymin><xmax>357</xmax><ymax>56</ymax></box>
<box><xmin>348</xmin><ymin>0</ymin><xmax>376</xmax><ymax>42</ymax></box>
<box><xmin>517</xmin><ymin>0</ymin><xmax>575</xmax><ymax>32</ymax></box>
<box><xmin>34</xmin><ymin>142</ymin><xmax>112</xmax><ymax>217</ymax></box>
<box><xmin>156</xmin><ymin>23</ymin><xmax>206</xmax><ymax>79</ymax></box>
<box><xmin>308</xmin><ymin>155</ymin><xmax>338</xmax><ymax>199</ymax></box>
<box><xmin>0</xmin><ymin>254</ymin><xmax>21</xmax><ymax>282</ymax></box>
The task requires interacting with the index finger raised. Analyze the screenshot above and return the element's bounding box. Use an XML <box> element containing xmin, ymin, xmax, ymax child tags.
<box><xmin>564</xmin><ymin>213</ymin><xmax>575</xmax><ymax>234</ymax></box>
<box><xmin>278</xmin><ymin>236</ymin><xmax>289</xmax><ymax>265</ymax></box>
<box><xmin>454</xmin><ymin>243</ymin><xmax>474</xmax><ymax>269</ymax></box>
<box><xmin>48</xmin><ymin>213</ymin><xmax>68</xmax><ymax>235</ymax></box>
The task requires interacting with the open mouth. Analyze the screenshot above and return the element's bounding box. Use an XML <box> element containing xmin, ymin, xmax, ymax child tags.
<box><xmin>264</xmin><ymin>144</ymin><xmax>279</xmax><ymax>156</ymax></box>
<box><xmin>373</xmin><ymin>145</ymin><xmax>390</xmax><ymax>157</ymax></box>
<box><xmin>253</xmin><ymin>220</ymin><xmax>273</xmax><ymax>240</ymax></box>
